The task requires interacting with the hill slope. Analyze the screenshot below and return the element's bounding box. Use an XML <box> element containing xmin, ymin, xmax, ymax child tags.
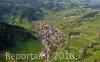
<box><xmin>0</xmin><ymin>22</ymin><xmax>37</xmax><ymax>51</ymax></box>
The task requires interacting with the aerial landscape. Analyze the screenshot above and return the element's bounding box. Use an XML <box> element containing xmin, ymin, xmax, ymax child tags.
<box><xmin>0</xmin><ymin>0</ymin><xmax>100</xmax><ymax>62</ymax></box>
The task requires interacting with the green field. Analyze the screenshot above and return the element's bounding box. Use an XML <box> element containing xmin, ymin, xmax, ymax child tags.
<box><xmin>0</xmin><ymin>39</ymin><xmax>46</xmax><ymax>62</ymax></box>
<box><xmin>46</xmin><ymin>10</ymin><xmax>100</xmax><ymax>62</ymax></box>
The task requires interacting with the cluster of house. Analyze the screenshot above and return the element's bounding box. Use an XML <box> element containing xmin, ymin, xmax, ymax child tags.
<box><xmin>63</xmin><ymin>16</ymin><xmax>80</xmax><ymax>19</ymax></box>
<box><xmin>32</xmin><ymin>21</ymin><xmax>66</xmax><ymax>57</ymax></box>
<box><xmin>69</xmin><ymin>32</ymin><xmax>88</xmax><ymax>38</ymax></box>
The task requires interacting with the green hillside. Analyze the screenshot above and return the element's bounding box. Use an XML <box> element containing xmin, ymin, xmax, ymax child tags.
<box><xmin>0</xmin><ymin>0</ymin><xmax>100</xmax><ymax>62</ymax></box>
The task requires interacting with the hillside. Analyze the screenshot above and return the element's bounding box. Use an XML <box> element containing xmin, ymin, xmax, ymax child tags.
<box><xmin>0</xmin><ymin>0</ymin><xmax>100</xmax><ymax>62</ymax></box>
<box><xmin>0</xmin><ymin>0</ymin><xmax>44</xmax><ymax>24</ymax></box>
<box><xmin>0</xmin><ymin>0</ymin><xmax>100</xmax><ymax>24</ymax></box>
<box><xmin>0</xmin><ymin>22</ymin><xmax>37</xmax><ymax>51</ymax></box>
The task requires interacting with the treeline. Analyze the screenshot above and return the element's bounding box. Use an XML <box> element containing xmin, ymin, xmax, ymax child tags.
<box><xmin>0</xmin><ymin>22</ymin><xmax>37</xmax><ymax>51</ymax></box>
<box><xmin>82</xmin><ymin>11</ymin><xmax>99</xmax><ymax>18</ymax></box>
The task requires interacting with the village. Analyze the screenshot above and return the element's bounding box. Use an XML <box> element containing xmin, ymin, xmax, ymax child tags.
<box><xmin>31</xmin><ymin>21</ymin><xmax>67</xmax><ymax>62</ymax></box>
